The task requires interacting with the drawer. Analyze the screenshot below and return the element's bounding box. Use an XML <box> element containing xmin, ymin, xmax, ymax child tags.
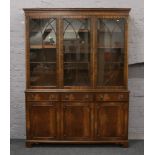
<box><xmin>61</xmin><ymin>93</ymin><xmax>93</xmax><ymax>101</ymax></box>
<box><xmin>95</xmin><ymin>93</ymin><xmax>128</xmax><ymax>101</ymax></box>
<box><xmin>26</xmin><ymin>93</ymin><xmax>60</xmax><ymax>101</ymax></box>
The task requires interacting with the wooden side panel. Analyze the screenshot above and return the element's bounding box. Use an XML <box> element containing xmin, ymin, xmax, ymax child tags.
<box><xmin>62</xmin><ymin>102</ymin><xmax>92</xmax><ymax>140</ymax></box>
<box><xmin>95</xmin><ymin>102</ymin><xmax>128</xmax><ymax>139</ymax></box>
<box><xmin>29</xmin><ymin>102</ymin><xmax>59</xmax><ymax>140</ymax></box>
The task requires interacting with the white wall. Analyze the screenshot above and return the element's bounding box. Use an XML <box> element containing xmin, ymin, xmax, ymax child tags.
<box><xmin>10</xmin><ymin>0</ymin><xmax>144</xmax><ymax>139</ymax></box>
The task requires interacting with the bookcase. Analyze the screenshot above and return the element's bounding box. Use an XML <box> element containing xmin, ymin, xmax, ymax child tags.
<box><xmin>24</xmin><ymin>8</ymin><xmax>130</xmax><ymax>147</ymax></box>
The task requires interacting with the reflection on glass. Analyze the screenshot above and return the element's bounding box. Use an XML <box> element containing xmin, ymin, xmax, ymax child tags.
<box><xmin>30</xmin><ymin>63</ymin><xmax>56</xmax><ymax>86</ymax></box>
<box><xmin>29</xmin><ymin>18</ymin><xmax>57</xmax><ymax>86</ymax></box>
<box><xmin>97</xmin><ymin>18</ymin><xmax>125</xmax><ymax>86</ymax></box>
<box><xmin>63</xmin><ymin>18</ymin><xmax>91</xmax><ymax>86</ymax></box>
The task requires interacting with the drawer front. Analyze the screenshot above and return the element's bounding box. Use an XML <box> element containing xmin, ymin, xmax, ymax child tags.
<box><xmin>26</xmin><ymin>93</ymin><xmax>60</xmax><ymax>101</ymax></box>
<box><xmin>61</xmin><ymin>93</ymin><xmax>93</xmax><ymax>101</ymax></box>
<box><xmin>95</xmin><ymin>93</ymin><xmax>128</xmax><ymax>101</ymax></box>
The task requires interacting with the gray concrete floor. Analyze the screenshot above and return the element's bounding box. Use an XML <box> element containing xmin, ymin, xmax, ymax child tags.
<box><xmin>10</xmin><ymin>140</ymin><xmax>144</xmax><ymax>155</ymax></box>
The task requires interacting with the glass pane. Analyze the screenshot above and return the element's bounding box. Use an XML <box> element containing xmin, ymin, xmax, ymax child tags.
<box><xmin>97</xmin><ymin>18</ymin><xmax>125</xmax><ymax>86</ymax></box>
<box><xmin>63</xmin><ymin>18</ymin><xmax>91</xmax><ymax>86</ymax></box>
<box><xmin>30</xmin><ymin>63</ymin><xmax>56</xmax><ymax>86</ymax></box>
<box><xmin>29</xmin><ymin>18</ymin><xmax>57</xmax><ymax>86</ymax></box>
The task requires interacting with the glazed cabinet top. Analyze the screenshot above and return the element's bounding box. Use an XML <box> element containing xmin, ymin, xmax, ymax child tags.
<box><xmin>24</xmin><ymin>8</ymin><xmax>131</xmax><ymax>90</ymax></box>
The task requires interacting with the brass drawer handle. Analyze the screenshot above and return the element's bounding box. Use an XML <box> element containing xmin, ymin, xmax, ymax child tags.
<box><xmin>99</xmin><ymin>95</ymin><xmax>104</xmax><ymax>100</ymax></box>
<box><xmin>84</xmin><ymin>95</ymin><xmax>89</xmax><ymax>100</ymax></box>
<box><xmin>118</xmin><ymin>94</ymin><xmax>124</xmax><ymax>99</ymax></box>
<box><xmin>30</xmin><ymin>94</ymin><xmax>34</xmax><ymax>99</ymax></box>
<box><xmin>34</xmin><ymin>94</ymin><xmax>40</xmax><ymax>100</ymax></box>
<box><xmin>49</xmin><ymin>95</ymin><xmax>55</xmax><ymax>100</ymax></box>
<box><xmin>65</xmin><ymin>95</ymin><xmax>69</xmax><ymax>100</ymax></box>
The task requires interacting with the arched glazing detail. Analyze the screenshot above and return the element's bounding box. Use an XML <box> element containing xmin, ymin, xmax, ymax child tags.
<box><xmin>63</xmin><ymin>18</ymin><xmax>91</xmax><ymax>86</ymax></box>
<box><xmin>42</xmin><ymin>18</ymin><xmax>56</xmax><ymax>46</ymax></box>
<box><xmin>97</xmin><ymin>18</ymin><xmax>125</xmax><ymax>86</ymax></box>
<box><xmin>30</xmin><ymin>18</ymin><xmax>56</xmax><ymax>47</ymax></box>
<box><xmin>98</xmin><ymin>18</ymin><xmax>125</xmax><ymax>48</ymax></box>
<box><xmin>29</xmin><ymin>18</ymin><xmax>57</xmax><ymax>87</ymax></box>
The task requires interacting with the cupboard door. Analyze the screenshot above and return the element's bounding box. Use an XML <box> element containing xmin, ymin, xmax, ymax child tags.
<box><xmin>29</xmin><ymin>18</ymin><xmax>58</xmax><ymax>88</ymax></box>
<box><xmin>62</xmin><ymin>102</ymin><xmax>92</xmax><ymax>139</ymax></box>
<box><xmin>96</xmin><ymin>18</ymin><xmax>125</xmax><ymax>87</ymax></box>
<box><xmin>95</xmin><ymin>102</ymin><xmax>128</xmax><ymax>139</ymax></box>
<box><xmin>29</xmin><ymin>102</ymin><xmax>59</xmax><ymax>140</ymax></box>
<box><xmin>63</xmin><ymin>18</ymin><xmax>91</xmax><ymax>87</ymax></box>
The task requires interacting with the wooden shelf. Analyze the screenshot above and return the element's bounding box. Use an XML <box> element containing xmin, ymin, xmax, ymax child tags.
<box><xmin>64</xmin><ymin>68</ymin><xmax>89</xmax><ymax>70</ymax></box>
<box><xmin>65</xmin><ymin>29</ymin><xmax>89</xmax><ymax>33</ymax></box>
<box><xmin>104</xmin><ymin>62</ymin><xmax>123</xmax><ymax>64</ymax></box>
<box><xmin>78</xmin><ymin>29</ymin><xmax>89</xmax><ymax>32</ymax></box>
<box><xmin>64</xmin><ymin>52</ymin><xmax>90</xmax><ymax>54</ymax></box>
<box><xmin>30</xmin><ymin>62</ymin><xmax>56</xmax><ymax>63</ymax></box>
<box><xmin>30</xmin><ymin>44</ymin><xmax>56</xmax><ymax>49</ymax></box>
<box><xmin>97</xmin><ymin>30</ymin><xmax>122</xmax><ymax>33</ymax></box>
<box><xmin>64</xmin><ymin>38</ymin><xmax>80</xmax><ymax>41</ymax></box>
<box><xmin>30</xmin><ymin>28</ymin><xmax>53</xmax><ymax>33</ymax></box>
<box><xmin>98</xmin><ymin>46</ymin><xmax>124</xmax><ymax>49</ymax></box>
<box><xmin>64</xmin><ymin>62</ymin><xmax>89</xmax><ymax>64</ymax></box>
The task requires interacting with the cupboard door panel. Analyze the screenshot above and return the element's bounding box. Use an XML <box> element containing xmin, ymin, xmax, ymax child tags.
<box><xmin>29</xmin><ymin>18</ymin><xmax>58</xmax><ymax>87</ymax></box>
<box><xmin>96</xmin><ymin>18</ymin><xmax>125</xmax><ymax>87</ymax></box>
<box><xmin>63</xmin><ymin>102</ymin><xmax>92</xmax><ymax>139</ymax></box>
<box><xmin>95</xmin><ymin>102</ymin><xmax>128</xmax><ymax>139</ymax></box>
<box><xmin>63</xmin><ymin>18</ymin><xmax>91</xmax><ymax>87</ymax></box>
<box><xmin>29</xmin><ymin>102</ymin><xmax>58</xmax><ymax>140</ymax></box>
